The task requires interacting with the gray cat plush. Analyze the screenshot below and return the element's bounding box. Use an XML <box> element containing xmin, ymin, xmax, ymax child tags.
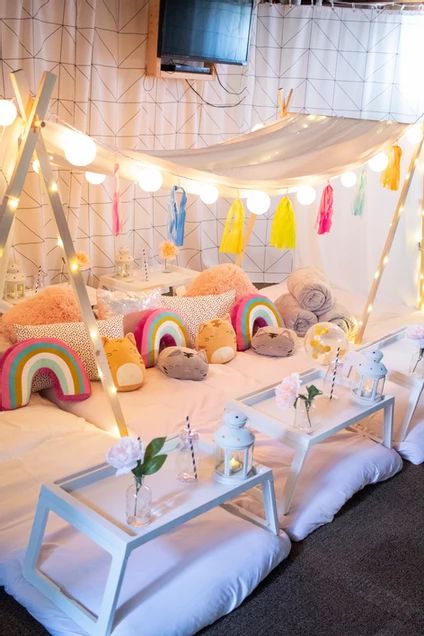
<box><xmin>158</xmin><ymin>346</ymin><xmax>209</xmax><ymax>380</ymax></box>
<box><xmin>251</xmin><ymin>326</ymin><xmax>297</xmax><ymax>357</ymax></box>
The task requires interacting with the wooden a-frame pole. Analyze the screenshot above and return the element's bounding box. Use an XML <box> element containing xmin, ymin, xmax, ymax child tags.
<box><xmin>0</xmin><ymin>70</ymin><xmax>128</xmax><ymax>437</ymax></box>
<box><xmin>355</xmin><ymin>135</ymin><xmax>424</xmax><ymax>344</ymax></box>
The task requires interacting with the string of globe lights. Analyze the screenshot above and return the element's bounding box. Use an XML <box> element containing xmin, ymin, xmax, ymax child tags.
<box><xmin>1</xmin><ymin>97</ymin><xmax>421</xmax><ymax>215</ymax></box>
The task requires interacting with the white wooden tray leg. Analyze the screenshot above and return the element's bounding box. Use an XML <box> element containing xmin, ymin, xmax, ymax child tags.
<box><xmin>383</xmin><ymin>398</ymin><xmax>394</xmax><ymax>448</ymax></box>
<box><xmin>94</xmin><ymin>547</ymin><xmax>130</xmax><ymax>636</ymax></box>
<box><xmin>281</xmin><ymin>444</ymin><xmax>310</xmax><ymax>515</ymax></box>
<box><xmin>261</xmin><ymin>475</ymin><xmax>280</xmax><ymax>535</ymax></box>
<box><xmin>23</xmin><ymin>486</ymin><xmax>50</xmax><ymax>580</ymax></box>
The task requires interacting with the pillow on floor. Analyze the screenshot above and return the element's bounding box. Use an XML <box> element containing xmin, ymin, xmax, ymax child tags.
<box><xmin>96</xmin><ymin>288</ymin><xmax>162</xmax><ymax>319</ymax></box>
<box><xmin>14</xmin><ymin>315</ymin><xmax>123</xmax><ymax>389</ymax></box>
<box><xmin>160</xmin><ymin>289</ymin><xmax>236</xmax><ymax>345</ymax></box>
<box><xmin>184</xmin><ymin>264</ymin><xmax>257</xmax><ymax>301</ymax></box>
<box><xmin>1</xmin><ymin>286</ymin><xmax>82</xmax><ymax>342</ymax></box>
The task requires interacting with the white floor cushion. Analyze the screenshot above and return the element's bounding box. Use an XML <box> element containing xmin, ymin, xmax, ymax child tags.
<box><xmin>3</xmin><ymin>507</ymin><xmax>290</xmax><ymax>636</ymax></box>
<box><xmin>233</xmin><ymin>429</ymin><xmax>402</xmax><ymax>541</ymax></box>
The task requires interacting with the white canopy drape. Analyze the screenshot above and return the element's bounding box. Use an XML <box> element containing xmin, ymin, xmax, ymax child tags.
<box><xmin>43</xmin><ymin>114</ymin><xmax>408</xmax><ymax>197</ymax></box>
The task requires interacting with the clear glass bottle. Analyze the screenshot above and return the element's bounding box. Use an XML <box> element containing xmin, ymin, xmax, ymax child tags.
<box><xmin>126</xmin><ymin>476</ymin><xmax>152</xmax><ymax>527</ymax></box>
<box><xmin>176</xmin><ymin>425</ymin><xmax>199</xmax><ymax>483</ymax></box>
<box><xmin>293</xmin><ymin>400</ymin><xmax>314</xmax><ymax>434</ymax></box>
<box><xmin>409</xmin><ymin>339</ymin><xmax>424</xmax><ymax>376</ymax></box>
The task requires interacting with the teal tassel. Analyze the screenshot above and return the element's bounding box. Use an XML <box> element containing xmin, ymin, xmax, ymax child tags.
<box><xmin>353</xmin><ymin>169</ymin><xmax>366</xmax><ymax>217</ymax></box>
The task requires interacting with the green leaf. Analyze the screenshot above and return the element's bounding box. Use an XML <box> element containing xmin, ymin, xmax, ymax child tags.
<box><xmin>144</xmin><ymin>437</ymin><xmax>167</xmax><ymax>460</ymax></box>
<box><xmin>306</xmin><ymin>384</ymin><xmax>322</xmax><ymax>401</ymax></box>
<box><xmin>140</xmin><ymin>454</ymin><xmax>167</xmax><ymax>475</ymax></box>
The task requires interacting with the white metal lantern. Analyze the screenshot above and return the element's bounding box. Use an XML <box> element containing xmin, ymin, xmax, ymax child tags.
<box><xmin>214</xmin><ymin>410</ymin><xmax>255</xmax><ymax>483</ymax></box>
<box><xmin>352</xmin><ymin>350</ymin><xmax>387</xmax><ymax>404</ymax></box>
<box><xmin>4</xmin><ymin>261</ymin><xmax>26</xmax><ymax>300</ymax></box>
<box><xmin>114</xmin><ymin>247</ymin><xmax>133</xmax><ymax>279</ymax></box>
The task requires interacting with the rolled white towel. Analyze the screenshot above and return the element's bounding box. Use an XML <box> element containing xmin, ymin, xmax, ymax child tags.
<box><xmin>287</xmin><ymin>266</ymin><xmax>333</xmax><ymax>315</ymax></box>
<box><xmin>275</xmin><ymin>293</ymin><xmax>317</xmax><ymax>337</ymax></box>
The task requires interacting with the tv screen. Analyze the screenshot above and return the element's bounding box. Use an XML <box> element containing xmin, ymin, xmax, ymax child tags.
<box><xmin>158</xmin><ymin>0</ymin><xmax>254</xmax><ymax>66</ymax></box>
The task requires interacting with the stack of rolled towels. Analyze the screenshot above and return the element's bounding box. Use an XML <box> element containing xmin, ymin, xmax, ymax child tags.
<box><xmin>275</xmin><ymin>267</ymin><xmax>357</xmax><ymax>337</ymax></box>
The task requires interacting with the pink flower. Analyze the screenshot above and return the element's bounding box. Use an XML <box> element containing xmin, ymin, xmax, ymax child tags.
<box><xmin>275</xmin><ymin>373</ymin><xmax>301</xmax><ymax>410</ymax></box>
<box><xmin>406</xmin><ymin>325</ymin><xmax>424</xmax><ymax>341</ymax></box>
<box><xmin>106</xmin><ymin>437</ymin><xmax>145</xmax><ymax>476</ymax></box>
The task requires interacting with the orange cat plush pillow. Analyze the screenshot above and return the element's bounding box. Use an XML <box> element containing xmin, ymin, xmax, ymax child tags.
<box><xmin>195</xmin><ymin>317</ymin><xmax>236</xmax><ymax>364</ymax></box>
<box><xmin>102</xmin><ymin>333</ymin><xmax>145</xmax><ymax>391</ymax></box>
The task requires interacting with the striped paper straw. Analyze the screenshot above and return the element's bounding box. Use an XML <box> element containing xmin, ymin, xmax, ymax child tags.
<box><xmin>34</xmin><ymin>265</ymin><xmax>42</xmax><ymax>294</ymax></box>
<box><xmin>142</xmin><ymin>248</ymin><xmax>149</xmax><ymax>281</ymax></box>
<box><xmin>186</xmin><ymin>415</ymin><xmax>198</xmax><ymax>480</ymax></box>
<box><xmin>329</xmin><ymin>347</ymin><xmax>341</xmax><ymax>401</ymax></box>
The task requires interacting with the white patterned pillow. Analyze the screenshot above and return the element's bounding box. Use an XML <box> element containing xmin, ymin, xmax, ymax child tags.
<box><xmin>160</xmin><ymin>290</ymin><xmax>236</xmax><ymax>345</ymax></box>
<box><xmin>14</xmin><ymin>315</ymin><xmax>123</xmax><ymax>390</ymax></box>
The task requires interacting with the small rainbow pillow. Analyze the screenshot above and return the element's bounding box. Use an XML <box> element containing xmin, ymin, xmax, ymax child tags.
<box><xmin>230</xmin><ymin>294</ymin><xmax>283</xmax><ymax>351</ymax></box>
<box><xmin>134</xmin><ymin>308</ymin><xmax>189</xmax><ymax>368</ymax></box>
<box><xmin>0</xmin><ymin>338</ymin><xmax>91</xmax><ymax>410</ymax></box>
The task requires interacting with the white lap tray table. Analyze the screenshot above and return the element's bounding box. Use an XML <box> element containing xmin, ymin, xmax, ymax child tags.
<box><xmin>23</xmin><ymin>457</ymin><xmax>279</xmax><ymax>636</ymax></box>
<box><xmin>226</xmin><ymin>368</ymin><xmax>394</xmax><ymax>515</ymax></box>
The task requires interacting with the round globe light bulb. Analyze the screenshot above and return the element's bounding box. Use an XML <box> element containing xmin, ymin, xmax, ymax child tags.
<box><xmin>340</xmin><ymin>171</ymin><xmax>357</xmax><ymax>188</ymax></box>
<box><xmin>199</xmin><ymin>183</ymin><xmax>219</xmax><ymax>204</ymax></box>
<box><xmin>246</xmin><ymin>190</ymin><xmax>271</xmax><ymax>215</ymax></box>
<box><xmin>296</xmin><ymin>185</ymin><xmax>317</xmax><ymax>206</ymax></box>
<box><xmin>85</xmin><ymin>171</ymin><xmax>106</xmax><ymax>185</ymax></box>
<box><xmin>368</xmin><ymin>152</ymin><xmax>389</xmax><ymax>172</ymax></box>
<box><xmin>405</xmin><ymin>126</ymin><xmax>423</xmax><ymax>145</ymax></box>
<box><xmin>61</xmin><ymin>130</ymin><xmax>96</xmax><ymax>167</ymax></box>
<box><xmin>0</xmin><ymin>100</ymin><xmax>17</xmax><ymax>126</ymax></box>
<box><xmin>137</xmin><ymin>166</ymin><xmax>163</xmax><ymax>192</ymax></box>
<box><xmin>32</xmin><ymin>159</ymin><xmax>40</xmax><ymax>174</ymax></box>
<box><xmin>251</xmin><ymin>122</ymin><xmax>265</xmax><ymax>132</ymax></box>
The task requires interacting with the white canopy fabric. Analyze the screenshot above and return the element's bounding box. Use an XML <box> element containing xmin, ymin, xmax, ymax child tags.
<box><xmin>43</xmin><ymin>114</ymin><xmax>408</xmax><ymax>197</ymax></box>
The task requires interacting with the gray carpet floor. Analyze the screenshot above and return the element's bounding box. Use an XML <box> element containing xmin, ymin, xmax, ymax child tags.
<box><xmin>1</xmin><ymin>462</ymin><xmax>423</xmax><ymax>636</ymax></box>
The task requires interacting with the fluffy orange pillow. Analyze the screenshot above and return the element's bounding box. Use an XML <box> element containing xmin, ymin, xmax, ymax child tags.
<box><xmin>184</xmin><ymin>264</ymin><xmax>257</xmax><ymax>301</ymax></box>
<box><xmin>1</xmin><ymin>286</ymin><xmax>82</xmax><ymax>342</ymax></box>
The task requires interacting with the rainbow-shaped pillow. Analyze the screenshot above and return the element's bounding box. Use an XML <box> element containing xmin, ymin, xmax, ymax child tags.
<box><xmin>134</xmin><ymin>308</ymin><xmax>189</xmax><ymax>367</ymax></box>
<box><xmin>230</xmin><ymin>294</ymin><xmax>283</xmax><ymax>351</ymax></box>
<box><xmin>0</xmin><ymin>338</ymin><xmax>91</xmax><ymax>410</ymax></box>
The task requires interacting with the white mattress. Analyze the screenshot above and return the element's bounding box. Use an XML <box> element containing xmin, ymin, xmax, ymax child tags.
<box><xmin>44</xmin><ymin>283</ymin><xmax>411</xmax><ymax>540</ymax></box>
<box><xmin>0</xmin><ymin>394</ymin><xmax>290</xmax><ymax>635</ymax></box>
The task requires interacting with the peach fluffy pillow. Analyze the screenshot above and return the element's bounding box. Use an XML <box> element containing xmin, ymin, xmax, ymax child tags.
<box><xmin>1</xmin><ymin>286</ymin><xmax>82</xmax><ymax>342</ymax></box>
<box><xmin>184</xmin><ymin>264</ymin><xmax>257</xmax><ymax>301</ymax></box>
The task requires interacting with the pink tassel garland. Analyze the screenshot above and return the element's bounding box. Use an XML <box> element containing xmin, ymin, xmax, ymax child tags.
<box><xmin>112</xmin><ymin>163</ymin><xmax>121</xmax><ymax>236</ymax></box>
<box><xmin>316</xmin><ymin>184</ymin><xmax>334</xmax><ymax>235</ymax></box>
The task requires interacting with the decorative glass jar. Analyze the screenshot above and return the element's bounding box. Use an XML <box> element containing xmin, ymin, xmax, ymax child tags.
<box><xmin>125</xmin><ymin>477</ymin><xmax>152</xmax><ymax>527</ymax></box>
<box><xmin>293</xmin><ymin>400</ymin><xmax>314</xmax><ymax>434</ymax></box>
<box><xmin>176</xmin><ymin>424</ymin><xmax>199</xmax><ymax>483</ymax></box>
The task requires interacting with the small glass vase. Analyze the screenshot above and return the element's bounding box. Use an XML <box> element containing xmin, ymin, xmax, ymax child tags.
<box><xmin>409</xmin><ymin>340</ymin><xmax>424</xmax><ymax>376</ymax></box>
<box><xmin>126</xmin><ymin>477</ymin><xmax>152</xmax><ymax>527</ymax></box>
<box><xmin>162</xmin><ymin>259</ymin><xmax>171</xmax><ymax>273</ymax></box>
<box><xmin>293</xmin><ymin>400</ymin><xmax>314</xmax><ymax>434</ymax></box>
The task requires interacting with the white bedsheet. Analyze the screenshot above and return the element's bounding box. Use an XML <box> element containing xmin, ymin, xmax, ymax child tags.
<box><xmin>0</xmin><ymin>394</ymin><xmax>290</xmax><ymax>635</ymax></box>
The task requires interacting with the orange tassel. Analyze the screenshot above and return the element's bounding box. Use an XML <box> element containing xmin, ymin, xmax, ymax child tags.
<box><xmin>380</xmin><ymin>145</ymin><xmax>402</xmax><ymax>191</ymax></box>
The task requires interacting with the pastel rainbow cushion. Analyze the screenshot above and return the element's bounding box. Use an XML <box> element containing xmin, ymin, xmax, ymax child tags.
<box><xmin>231</xmin><ymin>294</ymin><xmax>283</xmax><ymax>351</ymax></box>
<box><xmin>134</xmin><ymin>308</ymin><xmax>189</xmax><ymax>367</ymax></box>
<box><xmin>0</xmin><ymin>338</ymin><xmax>91</xmax><ymax>410</ymax></box>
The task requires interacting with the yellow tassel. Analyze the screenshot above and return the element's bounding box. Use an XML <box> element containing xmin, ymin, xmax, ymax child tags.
<box><xmin>380</xmin><ymin>145</ymin><xmax>402</xmax><ymax>191</ymax></box>
<box><xmin>270</xmin><ymin>196</ymin><xmax>296</xmax><ymax>249</ymax></box>
<box><xmin>219</xmin><ymin>199</ymin><xmax>245</xmax><ymax>254</ymax></box>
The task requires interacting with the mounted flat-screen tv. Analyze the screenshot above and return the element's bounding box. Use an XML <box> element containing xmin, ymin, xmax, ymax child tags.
<box><xmin>158</xmin><ymin>0</ymin><xmax>254</xmax><ymax>66</ymax></box>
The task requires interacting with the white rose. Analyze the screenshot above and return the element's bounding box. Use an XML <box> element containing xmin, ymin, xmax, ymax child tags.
<box><xmin>106</xmin><ymin>437</ymin><xmax>145</xmax><ymax>476</ymax></box>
